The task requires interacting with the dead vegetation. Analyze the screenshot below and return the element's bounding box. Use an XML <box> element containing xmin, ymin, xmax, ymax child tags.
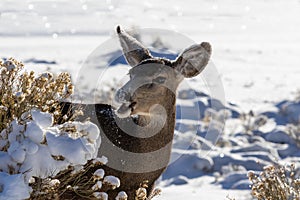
<box><xmin>248</xmin><ymin>164</ymin><xmax>300</xmax><ymax>200</ymax></box>
<box><xmin>0</xmin><ymin>58</ymin><xmax>75</xmax><ymax>133</ymax></box>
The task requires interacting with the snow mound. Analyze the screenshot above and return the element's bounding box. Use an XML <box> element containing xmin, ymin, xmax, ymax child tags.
<box><xmin>0</xmin><ymin>109</ymin><xmax>101</xmax><ymax>199</ymax></box>
<box><xmin>93</xmin><ymin>169</ymin><xmax>105</xmax><ymax>180</ymax></box>
<box><xmin>280</xmin><ymin>101</ymin><xmax>300</xmax><ymax>123</ymax></box>
<box><xmin>116</xmin><ymin>191</ymin><xmax>128</xmax><ymax>200</ymax></box>
<box><xmin>0</xmin><ymin>172</ymin><xmax>31</xmax><ymax>200</ymax></box>
<box><xmin>103</xmin><ymin>175</ymin><xmax>121</xmax><ymax>189</ymax></box>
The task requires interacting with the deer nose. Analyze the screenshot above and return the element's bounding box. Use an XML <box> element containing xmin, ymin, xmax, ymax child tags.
<box><xmin>115</xmin><ymin>89</ymin><xmax>132</xmax><ymax>103</ymax></box>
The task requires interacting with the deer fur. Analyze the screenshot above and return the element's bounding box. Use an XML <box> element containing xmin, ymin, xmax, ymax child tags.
<box><xmin>60</xmin><ymin>26</ymin><xmax>211</xmax><ymax>200</ymax></box>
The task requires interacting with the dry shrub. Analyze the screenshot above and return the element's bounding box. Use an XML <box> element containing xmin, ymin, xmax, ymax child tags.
<box><xmin>134</xmin><ymin>181</ymin><xmax>161</xmax><ymax>200</ymax></box>
<box><xmin>30</xmin><ymin>159</ymin><xmax>161</xmax><ymax>200</ymax></box>
<box><xmin>30</xmin><ymin>160</ymin><xmax>106</xmax><ymax>200</ymax></box>
<box><xmin>248</xmin><ymin>164</ymin><xmax>300</xmax><ymax>200</ymax></box>
<box><xmin>0</xmin><ymin>58</ymin><xmax>75</xmax><ymax>132</ymax></box>
<box><xmin>239</xmin><ymin>110</ymin><xmax>268</xmax><ymax>134</ymax></box>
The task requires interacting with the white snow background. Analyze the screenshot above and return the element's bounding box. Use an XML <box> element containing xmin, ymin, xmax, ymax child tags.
<box><xmin>0</xmin><ymin>0</ymin><xmax>300</xmax><ymax>199</ymax></box>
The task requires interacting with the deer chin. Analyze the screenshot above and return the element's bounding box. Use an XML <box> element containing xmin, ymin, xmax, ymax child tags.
<box><xmin>116</xmin><ymin>102</ymin><xmax>136</xmax><ymax>118</ymax></box>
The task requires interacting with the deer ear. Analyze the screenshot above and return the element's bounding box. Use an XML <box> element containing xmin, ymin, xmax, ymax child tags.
<box><xmin>117</xmin><ymin>26</ymin><xmax>152</xmax><ymax>67</ymax></box>
<box><xmin>172</xmin><ymin>42</ymin><xmax>212</xmax><ymax>78</ymax></box>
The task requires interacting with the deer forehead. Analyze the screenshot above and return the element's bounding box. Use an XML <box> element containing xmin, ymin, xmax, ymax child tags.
<box><xmin>128</xmin><ymin>59</ymin><xmax>175</xmax><ymax>79</ymax></box>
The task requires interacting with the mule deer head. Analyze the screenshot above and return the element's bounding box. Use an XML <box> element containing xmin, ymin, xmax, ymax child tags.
<box><xmin>115</xmin><ymin>26</ymin><xmax>212</xmax><ymax>120</ymax></box>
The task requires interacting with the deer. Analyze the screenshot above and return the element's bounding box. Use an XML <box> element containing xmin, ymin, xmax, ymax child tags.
<box><xmin>60</xmin><ymin>26</ymin><xmax>211</xmax><ymax>200</ymax></box>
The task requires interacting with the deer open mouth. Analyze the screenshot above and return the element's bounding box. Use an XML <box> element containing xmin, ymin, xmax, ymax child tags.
<box><xmin>116</xmin><ymin>101</ymin><xmax>137</xmax><ymax>118</ymax></box>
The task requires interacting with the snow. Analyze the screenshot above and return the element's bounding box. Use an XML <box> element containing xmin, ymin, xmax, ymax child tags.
<box><xmin>158</xmin><ymin>176</ymin><xmax>251</xmax><ymax>200</ymax></box>
<box><xmin>280</xmin><ymin>101</ymin><xmax>300</xmax><ymax>123</ymax></box>
<box><xmin>116</xmin><ymin>191</ymin><xmax>128</xmax><ymax>200</ymax></box>
<box><xmin>103</xmin><ymin>176</ymin><xmax>121</xmax><ymax>189</ymax></box>
<box><xmin>93</xmin><ymin>169</ymin><xmax>105</xmax><ymax>180</ymax></box>
<box><xmin>0</xmin><ymin>152</ymin><xmax>16</xmax><ymax>173</ymax></box>
<box><xmin>9</xmin><ymin>144</ymin><xmax>26</xmax><ymax>163</ymax></box>
<box><xmin>93</xmin><ymin>192</ymin><xmax>108</xmax><ymax>200</ymax></box>
<box><xmin>49</xmin><ymin>179</ymin><xmax>60</xmax><ymax>187</ymax></box>
<box><xmin>1</xmin><ymin>0</ymin><xmax>300</xmax><ymax>199</ymax></box>
<box><xmin>0</xmin><ymin>172</ymin><xmax>31</xmax><ymax>200</ymax></box>
<box><xmin>31</xmin><ymin>109</ymin><xmax>54</xmax><ymax>128</ymax></box>
<box><xmin>92</xmin><ymin>181</ymin><xmax>103</xmax><ymax>191</ymax></box>
<box><xmin>24</xmin><ymin>121</ymin><xmax>44</xmax><ymax>143</ymax></box>
<box><xmin>0</xmin><ymin>110</ymin><xmax>101</xmax><ymax>199</ymax></box>
<box><xmin>93</xmin><ymin>156</ymin><xmax>109</xmax><ymax>165</ymax></box>
<box><xmin>46</xmin><ymin>128</ymin><xmax>96</xmax><ymax>165</ymax></box>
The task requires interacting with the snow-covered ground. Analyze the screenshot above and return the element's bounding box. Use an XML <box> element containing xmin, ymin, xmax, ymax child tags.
<box><xmin>1</xmin><ymin>0</ymin><xmax>300</xmax><ymax>199</ymax></box>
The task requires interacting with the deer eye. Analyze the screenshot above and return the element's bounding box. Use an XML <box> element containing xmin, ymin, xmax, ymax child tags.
<box><xmin>153</xmin><ymin>76</ymin><xmax>166</xmax><ymax>84</ymax></box>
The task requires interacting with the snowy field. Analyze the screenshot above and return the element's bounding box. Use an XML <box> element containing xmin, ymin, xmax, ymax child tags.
<box><xmin>1</xmin><ymin>0</ymin><xmax>300</xmax><ymax>199</ymax></box>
